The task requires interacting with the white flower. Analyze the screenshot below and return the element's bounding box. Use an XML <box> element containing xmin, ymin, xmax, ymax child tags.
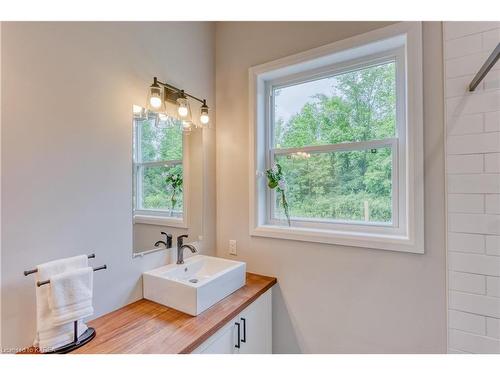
<box><xmin>278</xmin><ymin>179</ymin><xmax>287</xmax><ymax>191</ymax></box>
<box><xmin>271</xmin><ymin>165</ymin><xmax>279</xmax><ymax>174</ymax></box>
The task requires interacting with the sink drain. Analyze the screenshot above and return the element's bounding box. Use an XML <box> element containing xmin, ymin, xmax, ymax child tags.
<box><xmin>189</xmin><ymin>278</ymin><xmax>198</xmax><ymax>283</ymax></box>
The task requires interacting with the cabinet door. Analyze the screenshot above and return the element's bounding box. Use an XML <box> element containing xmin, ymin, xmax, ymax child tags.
<box><xmin>192</xmin><ymin>317</ymin><xmax>240</xmax><ymax>354</ymax></box>
<box><xmin>238</xmin><ymin>288</ymin><xmax>272</xmax><ymax>354</ymax></box>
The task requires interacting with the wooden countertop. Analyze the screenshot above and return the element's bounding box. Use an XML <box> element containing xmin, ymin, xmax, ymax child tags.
<box><xmin>22</xmin><ymin>272</ymin><xmax>276</xmax><ymax>354</ymax></box>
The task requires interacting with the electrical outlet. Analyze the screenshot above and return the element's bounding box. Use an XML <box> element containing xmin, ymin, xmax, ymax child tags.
<box><xmin>229</xmin><ymin>240</ymin><xmax>237</xmax><ymax>256</ymax></box>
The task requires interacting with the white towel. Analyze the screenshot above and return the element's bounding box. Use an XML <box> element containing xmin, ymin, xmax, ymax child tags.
<box><xmin>48</xmin><ymin>267</ymin><xmax>94</xmax><ymax>326</ymax></box>
<box><xmin>34</xmin><ymin>255</ymin><xmax>89</xmax><ymax>352</ymax></box>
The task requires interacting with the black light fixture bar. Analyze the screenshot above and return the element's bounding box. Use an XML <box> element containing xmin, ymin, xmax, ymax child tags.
<box><xmin>154</xmin><ymin>77</ymin><xmax>207</xmax><ymax>106</ymax></box>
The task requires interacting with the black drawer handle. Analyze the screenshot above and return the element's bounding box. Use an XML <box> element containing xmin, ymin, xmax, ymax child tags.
<box><xmin>240</xmin><ymin>318</ymin><xmax>246</xmax><ymax>343</ymax></box>
<box><xmin>235</xmin><ymin>322</ymin><xmax>241</xmax><ymax>348</ymax></box>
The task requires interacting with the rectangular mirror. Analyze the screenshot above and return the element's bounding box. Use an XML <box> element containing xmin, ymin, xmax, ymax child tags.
<box><xmin>132</xmin><ymin>107</ymin><xmax>203</xmax><ymax>254</ymax></box>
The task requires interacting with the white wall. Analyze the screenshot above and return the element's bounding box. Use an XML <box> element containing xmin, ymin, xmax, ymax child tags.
<box><xmin>444</xmin><ymin>21</ymin><xmax>500</xmax><ymax>354</ymax></box>
<box><xmin>1</xmin><ymin>22</ymin><xmax>215</xmax><ymax>350</ymax></box>
<box><xmin>215</xmin><ymin>21</ymin><xmax>447</xmax><ymax>353</ymax></box>
<box><xmin>0</xmin><ymin>21</ymin><xmax>3</xmax><ymax>350</ymax></box>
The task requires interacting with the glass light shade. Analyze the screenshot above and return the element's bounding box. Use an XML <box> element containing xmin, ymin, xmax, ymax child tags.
<box><xmin>164</xmin><ymin>100</ymin><xmax>180</xmax><ymax>120</ymax></box>
<box><xmin>133</xmin><ymin>105</ymin><xmax>146</xmax><ymax>119</ymax></box>
<box><xmin>133</xmin><ymin>104</ymin><xmax>143</xmax><ymax>114</ymax></box>
<box><xmin>147</xmin><ymin>83</ymin><xmax>164</xmax><ymax>112</ymax></box>
<box><xmin>177</xmin><ymin>97</ymin><xmax>190</xmax><ymax>118</ymax></box>
<box><xmin>150</xmin><ymin>96</ymin><xmax>162</xmax><ymax>108</ymax></box>
<box><xmin>182</xmin><ymin>120</ymin><xmax>193</xmax><ymax>133</ymax></box>
<box><xmin>200</xmin><ymin>106</ymin><xmax>210</xmax><ymax>125</ymax></box>
<box><xmin>200</xmin><ymin>114</ymin><xmax>209</xmax><ymax>125</ymax></box>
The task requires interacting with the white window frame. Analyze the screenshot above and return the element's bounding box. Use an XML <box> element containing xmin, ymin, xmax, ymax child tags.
<box><xmin>248</xmin><ymin>22</ymin><xmax>424</xmax><ymax>253</ymax></box>
<box><xmin>266</xmin><ymin>53</ymin><xmax>404</xmax><ymax>232</ymax></box>
<box><xmin>133</xmin><ymin>113</ymin><xmax>189</xmax><ymax>228</ymax></box>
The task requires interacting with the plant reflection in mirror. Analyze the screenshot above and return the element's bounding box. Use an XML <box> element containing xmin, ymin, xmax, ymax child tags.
<box><xmin>266</xmin><ymin>163</ymin><xmax>291</xmax><ymax>226</ymax></box>
<box><xmin>165</xmin><ymin>165</ymin><xmax>183</xmax><ymax>215</ymax></box>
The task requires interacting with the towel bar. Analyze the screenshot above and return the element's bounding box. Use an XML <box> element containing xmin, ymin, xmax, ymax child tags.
<box><xmin>23</xmin><ymin>253</ymin><xmax>96</xmax><ymax>276</ymax></box>
<box><xmin>36</xmin><ymin>265</ymin><xmax>107</xmax><ymax>287</ymax></box>
<box><xmin>469</xmin><ymin>43</ymin><xmax>500</xmax><ymax>91</ymax></box>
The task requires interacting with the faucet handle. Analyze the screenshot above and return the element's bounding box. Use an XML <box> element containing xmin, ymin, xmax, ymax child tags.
<box><xmin>177</xmin><ymin>234</ymin><xmax>189</xmax><ymax>247</ymax></box>
<box><xmin>161</xmin><ymin>232</ymin><xmax>173</xmax><ymax>248</ymax></box>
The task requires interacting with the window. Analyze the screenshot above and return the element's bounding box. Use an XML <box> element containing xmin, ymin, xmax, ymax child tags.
<box><xmin>271</xmin><ymin>61</ymin><xmax>397</xmax><ymax>227</ymax></box>
<box><xmin>133</xmin><ymin>113</ymin><xmax>186</xmax><ymax>227</ymax></box>
<box><xmin>249</xmin><ymin>22</ymin><xmax>424</xmax><ymax>253</ymax></box>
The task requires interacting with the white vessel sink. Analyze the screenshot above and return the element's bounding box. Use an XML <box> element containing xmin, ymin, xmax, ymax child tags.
<box><xmin>143</xmin><ymin>255</ymin><xmax>246</xmax><ymax>316</ymax></box>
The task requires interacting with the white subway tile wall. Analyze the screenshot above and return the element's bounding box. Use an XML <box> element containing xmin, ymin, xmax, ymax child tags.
<box><xmin>449</xmin><ymin>271</ymin><xmax>486</xmax><ymax>294</ymax></box>
<box><xmin>487</xmin><ymin>276</ymin><xmax>500</xmax><ymax>297</ymax></box>
<box><xmin>485</xmin><ymin>195</ymin><xmax>500</xmax><ymax>214</ymax></box>
<box><xmin>485</xmin><ymin>153</ymin><xmax>500</xmax><ymax>173</ymax></box>
<box><xmin>487</xmin><ymin>317</ymin><xmax>500</xmax><ymax>338</ymax></box>
<box><xmin>449</xmin><ymin>309</ymin><xmax>486</xmax><ymax>335</ymax></box>
<box><xmin>448</xmin><ymin>232</ymin><xmax>485</xmax><ymax>254</ymax></box>
<box><xmin>448</xmin><ymin>194</ymin><xmax>484</xmax><ymax>213</ymax></box>
<box><xmin>445</xmin><ymin>21</ymin><xmax>500</xmax><ymax>354</ymax></box>
<box><xmin>447</xmin><ymin>155</ymin><xmax>484</xmax><ymax>174</ymax></box>
<box><xmin>485</xmin><ymin>111</ymin><xmax>500</xmax><ymax>132</ymax></box>
<box><xmin>486</xmin><ymin>235</ymin><xmax>500</xmax><ymax>256</ymax></box>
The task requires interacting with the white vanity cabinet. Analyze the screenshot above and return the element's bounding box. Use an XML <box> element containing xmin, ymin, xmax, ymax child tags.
<box><xmin>192</xmin><ymin>288</ymin><xmax>272</xmax><ymax>354</ymax></box>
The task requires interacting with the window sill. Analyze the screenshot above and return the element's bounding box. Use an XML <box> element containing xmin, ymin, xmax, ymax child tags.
<box><xmin>250</xmin><ymin>224</ymin><xmax>423</xmax><ymax>254</ymax></box>
<box><xmin>134</xmin><ymin>214</ymin><xmax>187</xmax><ymax>228</ymax></box>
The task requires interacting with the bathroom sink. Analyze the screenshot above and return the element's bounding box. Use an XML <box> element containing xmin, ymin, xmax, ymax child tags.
<box><xmin>142</xmin><ymin>255</ymin><xmax>246</xmax><ymax>316</ymax></box>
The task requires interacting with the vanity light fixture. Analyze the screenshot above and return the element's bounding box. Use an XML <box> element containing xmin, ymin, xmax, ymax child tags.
<box><xmin>146</xmin><ymin>77</ymin><xmax>210</xmax><ymax>129</ymax></box>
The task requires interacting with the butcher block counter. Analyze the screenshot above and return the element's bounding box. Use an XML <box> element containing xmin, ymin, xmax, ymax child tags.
<box><xmin>21</xmin><ymin>273</ymin><xmax>276</xmax><ymax>354</ymax></box>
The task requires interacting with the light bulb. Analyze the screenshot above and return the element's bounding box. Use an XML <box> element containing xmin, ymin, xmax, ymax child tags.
<box><xmin>178</xmin><ymin>105</ymin><xmax>188</xmax><ymax>117</ymax></box>
<box><xmin>177</xmin><ymin>97</ymin><xmax>189</xmax><ymax>118</ymax></box>
<box><xmin>147</xmin><ymin>77</ymin><xmax>163</xmax><ymax>111</ymax></box>
<box><xmin>200</xmin><ymin>101</ymin><xmax>210</xmax><ymax>125</ymax></box>
<box><xmin>150</xmin><ymin>96</ymin><xmax>162</xmax><ymax>109</ymax></box>
<box><xmin>200</xmin><ymin>113</ymin><xmax>210</xmax><ymax>125</ymax></box>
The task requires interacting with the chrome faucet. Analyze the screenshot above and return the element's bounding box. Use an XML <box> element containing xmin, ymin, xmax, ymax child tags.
<box><xmin>176</xmin><ymin>234</ymin><xmax>197</xmax><ymax>264</ymax></box>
